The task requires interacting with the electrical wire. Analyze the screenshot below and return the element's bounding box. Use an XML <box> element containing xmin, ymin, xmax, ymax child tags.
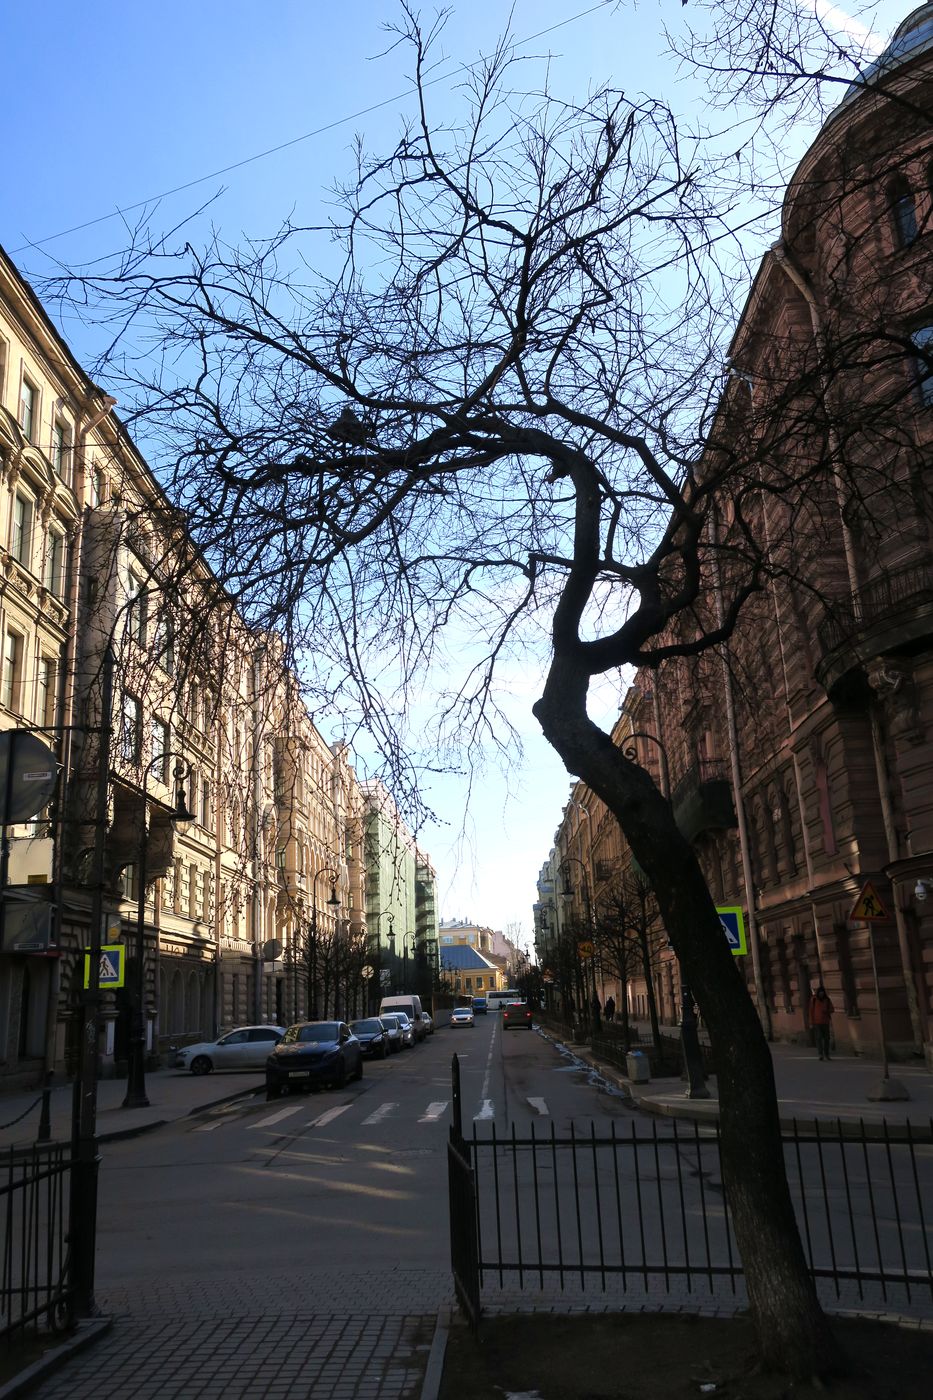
<box><xmin>11</xmin><ymin>1</ymin><xmax>614</xmax><ymax>257</ymax></box>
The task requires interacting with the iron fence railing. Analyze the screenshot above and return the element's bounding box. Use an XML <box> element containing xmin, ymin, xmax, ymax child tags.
<box><xmin>0</xmin><ymin>1143</ymin><xmax>72</xmax><ymax>1340</ymax></box>
<box><xmin>454</xmin><ymin>1116</ymin><xmax>933</xmax><ymax>1316</ymax></box>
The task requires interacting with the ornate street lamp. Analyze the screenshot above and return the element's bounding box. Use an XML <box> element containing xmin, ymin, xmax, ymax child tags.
<box><xmin>308</xmin><ymin>865</ymin><xmax>340</xmax><ymax>1018</ymax></box>
<box><xmin>123</xmin><ymin>755</ymin><xmax>194</xmax><ymax>1109</ymax></box>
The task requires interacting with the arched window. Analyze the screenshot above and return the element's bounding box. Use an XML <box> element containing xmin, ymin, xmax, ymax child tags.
<box><xmin>888</xmin><ymin>176</ymin><xmax>918</xmax><ymax>248</ymax></box>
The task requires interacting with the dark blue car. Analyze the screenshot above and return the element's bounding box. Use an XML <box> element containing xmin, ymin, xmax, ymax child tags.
<box><xmin>266</xmin><ymin>1021</ymin><xmax>363</xmax><ymax>1097</ymax></box>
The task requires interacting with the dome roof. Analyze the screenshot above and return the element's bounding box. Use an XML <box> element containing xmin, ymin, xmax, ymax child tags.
<box><xmin>833</xmin><ymin>2</ymin><xmax>933</xmax><ymax>115</ymax></box>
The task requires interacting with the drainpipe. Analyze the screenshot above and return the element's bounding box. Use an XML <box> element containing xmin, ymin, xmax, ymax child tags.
<box><xmin>708</xmin><ymin>525</ymin><xmax>772</xmax><ymax>1040</ymax></box>
<box><xmin>725</xmin><ymin>364</ymin><xmax>827</xmax><ymax>977</ymax></box>
<box><xmin>251</xmin><ymin>647</ymin><xmax>266</xmax><ymax>1024</ymax></box>
<box><xmin>773</xmin><ymin>242</ymin><xmax>925</xmax><ymax>1056</ymax></box>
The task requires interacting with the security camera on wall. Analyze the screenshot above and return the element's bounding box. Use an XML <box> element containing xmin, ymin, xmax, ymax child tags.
<box><xmin>915</xmin><ymin>880</ymin><xmax>930</xmax><ymax>903</ymax></box>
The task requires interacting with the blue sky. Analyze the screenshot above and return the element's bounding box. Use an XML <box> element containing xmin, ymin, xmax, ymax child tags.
<box><xmin>0</xmin><ymin>0</ymin><xmax>910</xmax><ymax>945</ymax></box>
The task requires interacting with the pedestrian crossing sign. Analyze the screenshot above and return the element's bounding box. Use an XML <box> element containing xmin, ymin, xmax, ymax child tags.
<box><xmin>716</xmin><ymin>906</ymin><xmax>747</xmax><ymax>957</ymax></box>
<box><xmin>83</xmin><ymin>944</ymin><xmax>125</xmax><ymax>989</ymax></box>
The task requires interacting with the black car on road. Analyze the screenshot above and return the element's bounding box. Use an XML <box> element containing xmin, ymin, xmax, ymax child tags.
<box><xmin>350</xmin><ymin>1017</ymin><xmax>391</xmax><ymax>1059</ymax></box>
<box><xmin>266</xmin><ymin>1021</ymin><xmax>363</xmax><ymax>1097</ymax></box>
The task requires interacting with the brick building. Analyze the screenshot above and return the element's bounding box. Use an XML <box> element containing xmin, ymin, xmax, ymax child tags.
<box><xmin>540</xmin><ymin>4</ymin><xmax>933</xmax><ymax>1064</ymax></box>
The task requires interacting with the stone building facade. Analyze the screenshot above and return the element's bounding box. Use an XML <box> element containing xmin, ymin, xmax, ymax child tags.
<box><xmin>0</xmin><ymin>243</ymin><xmax>436</xmax><ymax>1083</ymax></box>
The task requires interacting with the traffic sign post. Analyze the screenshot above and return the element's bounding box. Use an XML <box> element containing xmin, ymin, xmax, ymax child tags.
<box><xmin>716</xmin><ymin>906</ymin><xmax>747</xmax><ymax>956</ymax></box>
<box><xmin>83</xmin><ymin>944</ymin><xmax>125</xmax><ymax>990</ymax></box>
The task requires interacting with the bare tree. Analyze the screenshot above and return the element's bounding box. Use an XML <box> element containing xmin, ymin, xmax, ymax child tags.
<box><xmin>594</xmin><ymin>874</ymin><xmax>665</xmax><ymax>1056</ymax></box>
<box><xmin>41</xmin><ymin>3</ymin><xmax>933</xmax><ymax>1374</ymax></box>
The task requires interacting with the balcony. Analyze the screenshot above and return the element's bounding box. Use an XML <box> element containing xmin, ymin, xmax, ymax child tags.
<box><xmin>817</xmin><ymin>561</ymin><xmax>933</xmax><ymax>693</ymax></box>
<box><xmin>671</xmin><ymin>759</ymin><xmax>736</xmax><ymax>844</ymax></box>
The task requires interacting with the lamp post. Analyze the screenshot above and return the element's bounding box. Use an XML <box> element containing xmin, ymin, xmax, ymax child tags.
<box><xmin>309</xmin><ymin>865</ymin><xmax>340</xmax><ymax>1019</ymax></box>
<box><xmin>559</xmin><ymin>855</ymin><xmax>597</xmax><ymax>1028</ymax></box>
<box><xmin>123</xmin><ymin>754</ymin><xmax>194</xmax><ymax>1109</ymax></box>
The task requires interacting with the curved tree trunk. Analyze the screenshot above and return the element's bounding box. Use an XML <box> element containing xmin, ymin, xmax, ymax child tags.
<box><xmin>534</xmin><ymin>670</ymin><xmax>841</xmax><ymax>1377</ymax></box>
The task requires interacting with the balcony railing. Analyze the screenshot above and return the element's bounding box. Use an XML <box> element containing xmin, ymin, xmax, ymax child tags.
<box><xmin>817</xmin><ymin>561</ymin><xmax>933</xmax><ymax>657</ymax></box>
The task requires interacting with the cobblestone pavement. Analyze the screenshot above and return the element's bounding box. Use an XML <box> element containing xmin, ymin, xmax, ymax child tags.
<box><xmin>32</xmin><ymin>1313</ymin><xmax>438</xmax><ymax>1400</ymax></box>
<box><xmin>25</xmin><ymin>1271</ymin><xmax>452</xmax><ymax>1399</ymax></box>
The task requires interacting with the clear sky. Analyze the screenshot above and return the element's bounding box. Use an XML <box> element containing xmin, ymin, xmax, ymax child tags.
<box><xmin>0</xmin><ymin>0</ymin><xmax>908</xmax><ymax>948</ymax></box>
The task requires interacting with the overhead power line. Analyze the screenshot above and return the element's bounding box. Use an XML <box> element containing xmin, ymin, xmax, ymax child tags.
<box><xmin>12</xmin><ymin>2</ymin><xmax>614</xmax><ymax>257</ymax></box>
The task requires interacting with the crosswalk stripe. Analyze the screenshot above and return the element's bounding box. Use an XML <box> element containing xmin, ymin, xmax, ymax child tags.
<box><xmin>361</xmin><ymin>1102</ymin><xmax>398</xmax><ymax>1126</ymax></box>
<box><xmin>474</xmin><ymin>1099</ymin><xmax>494</xmax><ymax>1121</ymax></box>
<box><xmin>194</xmin><ymin>1119</ymin><xmax>227</xmax><ymax>1132</ymax></box>
<box><xmin>418</xmin><ymin>1101</ymin><xmax>448</xmax><ymax>1123</ymax></box>
<box><xmin>527</xmin><ymin>1097</ymin><xmax>549</xmax><ymax>1115</ymax></box>
<box><xmin>308</xmin><ymin>1104</ymin><xmax>352</xmax><ymax>1128</ymax></box>
<box><xmin>250</xmin><ymin>1105</ymin><xmax>304</xmax><ymax>1129</ymax></box>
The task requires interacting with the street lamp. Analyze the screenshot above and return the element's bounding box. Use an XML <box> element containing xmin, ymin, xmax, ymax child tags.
<box><xmin>123</xmin><ymin>755</ymin><xmax>194</xmax><ymax>1109</ymax></box>
<box><xmin>308</xmin><ymin>865</ymin><xmax>340</xmax><ymax>1019</ymax></box>
<box><xmin>559</xmin><ymin>855</ymin><xmax>597</xmax><ymax>1028</ymax></box>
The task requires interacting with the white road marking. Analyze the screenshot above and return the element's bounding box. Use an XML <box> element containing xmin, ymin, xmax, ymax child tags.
<box><xmin>361</xmin><ymin>1102</ymin><xmax>398</xmax><ymax>1126</ymax></box>
<box><xmin>308</xmin><ymin>1104</ymin><xmax>352</xmax><ymax>1129</ymax></box>
<box><xmin>249</xmin><ymin>1105</ymin><xmax>304</xmax><ymax>1129</ymax></box>
<box><xmin>474</xmin><ymin>1100</ymin><xmax>495</xmax><ymax>1120</ymax></box>
<box><xmin>527</xmin><ymin>1097</ymin><xmax>549</xmax><ymax>1115</ymax></box>
<box><xmin>419</xmin><ymin>1101</ymin><xmax>448</xmax><ymax>1123</ymax></box>
<box><xmin>194</xmin><ymin>1119</ymin><xmax>227</xmax><ymax>1132</ymax></box>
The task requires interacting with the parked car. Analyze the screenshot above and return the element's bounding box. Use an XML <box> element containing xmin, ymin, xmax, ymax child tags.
<box><xmin>265</xmin><ymin>1021</ymin><xmax>363</xmax><ymax>1097</ymax></box>
<box><xmin>450</xmin><ymin>1006</ymin><xmax>475</xmax><ymax>1028</ymax></box>
<box><xmin>389</xmin><ymin>1010</ymin><xmax>416</xmax><ymax>1047</ymax></box>
<box><xmin>421</xmin><ymin>1011</ymin><xmax>434</xmax><ymax>1035</ymax></box>
<box><xmin>379</xmin><ymin>994</ymin><xmax>429</xmax><ymax>1042</ymax></box>
<box><xmin>378</xmin><ymin>1015</ymin><xmax>405</xmax><ymax>1053</ymax></box>
<box><xmin>502</xmin><ymin>1002</ymin><xmax>533</xmax><ymax>1030</ymax></box>
<box><xmin>471</xmin><ymin>997</ymin><xmax>488</xmax><ymax>1015</ymax></box>
<box><xmin>174</xmin><ymin>1025</ymin><xmax>284</xmax><ymax>1075</ymax></box>
<box><xmin>351</xmin><ymin>1017</ymin><xmax>391</xmax><ymax>1059</ymax></box>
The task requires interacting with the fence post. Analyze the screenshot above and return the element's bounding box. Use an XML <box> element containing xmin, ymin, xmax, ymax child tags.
<box><xmin>451</xmin><ymin>1052</ymin><xmax>462</xmax><ymax>1140</ymax></box>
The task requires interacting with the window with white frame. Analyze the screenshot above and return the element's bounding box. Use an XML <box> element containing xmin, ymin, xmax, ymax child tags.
<box><xmin>18</xmin><ymin>377</ymin><xmax>38</xmax><ymax>442</ymax></box>
<box><xmin>119</xmin><ymin>691</ymin><xmax>141</xmax><ymax>763</ymax></box>
<box><xmin>52</xmin><ymin>418</ymin><xmax>72</xmax><ymax>484</ymax></box>
<box><xmin>36</xmin><ymin>656</ymin><xmax>56</xmax><ymax>729</ymax></box>
<box><xmin>151</xmin><ymin>717</ymin><xmax>170</xmax><ymax>783</ymax></box>
<box><xmin>127</xmin><ymin>566</ymin><xmax>148</xmax><ymax>646</ymax></box>
<box><xmin>154</xmin><ymin>609</ymin><xmax>175</xmax><ymax>673</ymax></box>
<box><xmin>45</xmin><ymin>530</ymin><xmax>67</xmax><ymax>597</ymax></box>
<box><xmin>2</xmin><ymin>631</ymin><xmax>23</xmax><ymax>711</ymax></box>
<box><xmin>11</xmin><ymin>493</ymin><xmax>34</xmax><ymax>568</ymax></box>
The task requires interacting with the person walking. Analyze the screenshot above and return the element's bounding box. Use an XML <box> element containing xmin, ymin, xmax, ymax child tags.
<box><xmin>590</xmin><ymin>994</ymin><xmax>601</xmax><ymax>1030</ymax></box>
<box><xmin>604</xmin><ymin>995</ymin><xmax>615</xmax><ymax>1024</ymax></box>
<box><xmin>809</xmin><ymin>985</ymin><xmax>835</xmax><ymax>1060</ymax></box>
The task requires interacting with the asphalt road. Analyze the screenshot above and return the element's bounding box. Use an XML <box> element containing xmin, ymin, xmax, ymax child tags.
<box><xmin>90</xmin><ymin>1014</ymin><xmax>637</xmax><ymax>1312</ymax></box>
<box><xmin>88</xmin><ymin>1016</ymin><xmax>933</xmax><ymax>1321</ymax></box>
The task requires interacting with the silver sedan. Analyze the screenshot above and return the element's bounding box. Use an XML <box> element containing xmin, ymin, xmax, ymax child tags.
<box><xmin>174</xmin><ymin>1025</ymin><xmax>284</xmax><ymax>1075</ymax></box>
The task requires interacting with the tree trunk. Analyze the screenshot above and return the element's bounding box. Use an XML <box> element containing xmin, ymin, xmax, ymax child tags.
<box><xmin>534</xmin><ymin>678</ymin><xmax>840</xmax><ymax>1377</ymax></box>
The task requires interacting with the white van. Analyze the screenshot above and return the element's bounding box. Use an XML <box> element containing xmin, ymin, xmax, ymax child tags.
<box><xmin>378</xmin><ymin>994</ymin><xmax>428</xmax><ymax>1043</ymax></box>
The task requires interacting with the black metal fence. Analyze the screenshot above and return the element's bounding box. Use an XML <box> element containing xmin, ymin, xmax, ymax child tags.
<box><xmin>0</xmin><ymin>1143</ymin><xmax>72</xmax><ymax>1340</ymax></box>
<box><xmin>449</xmin><ymin>1115</ymin><xmax>933</xmax><ymax>1319</ymax></box>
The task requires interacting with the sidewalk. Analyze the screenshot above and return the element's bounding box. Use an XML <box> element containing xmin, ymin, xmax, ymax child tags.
<box><xmin>0</xmin><ymin>1065</ymin><xmax>265</xmax><ymax>1152</ymax></box>
<box><xmin>582</xmin><ymin>1029</ymin><xmax>933</xmax><ymax>1134</ymax></box>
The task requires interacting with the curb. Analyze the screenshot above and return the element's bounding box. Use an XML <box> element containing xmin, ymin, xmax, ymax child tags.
<box><xmin>96</xmin><ymin>1082</ymin><xmax>263</xmax><ymax>1144</ymax></box>
<box><xmin>421</xmin><ymin>1307</ymin><xmax>451</xmax><ymax>1400</ymax></box>
<box><xmin>0</xmin><ymin>1316</ymin><xmax>112</xmax><ymax>1400</ymax></box>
